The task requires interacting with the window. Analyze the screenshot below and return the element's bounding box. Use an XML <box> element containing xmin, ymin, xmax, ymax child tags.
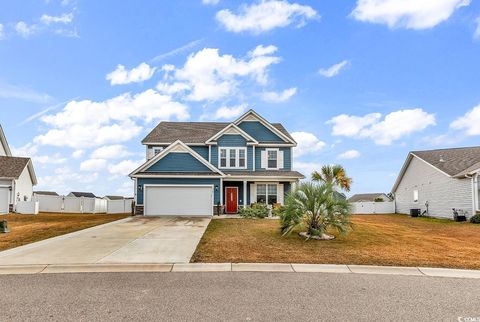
<box><xmin>256</xmin><ymin>184</ymin><xmax>278</xmax><ymax>205</ymax></box>
<box><xmin>218</xmin><ymin>147</ymin><xmax>247</xmax><ymax>169</ymax></box>
<box><xmin>256</xmin><ymin>184</ymin><xmax>266</xmax><ymax>203</ymax></box>
<box><xmin>230</xmin><ymin>149</ymin><xmax>236</xmax><ymax>168</ymax></box>
<box><xmin>239</xmin><ymin>149</ymin><xmax>246</xmax><ymax>167</ymax></box>
<box><xmin>153</xmin><ymin>147</ymin><xmax>163</xmax><ymax>155</ymax></box>
<box><xmin>267</xmin><ymin>184</ymin><xmax>278</xmax><ymax>204</ymax></box>
<box><xmin>220</xmin><ymin>149</ymin><xmax>227</xmax><ymax>167</ymax></box>
<box><xmin>267</xmin><ymin>149</ymin><xmax>277</xmax><ymax>169</ymax></box>
<box><xmin>413</xmin><ymin>190</ymin><xmax>419</xmax><ymax>203</ymax></box>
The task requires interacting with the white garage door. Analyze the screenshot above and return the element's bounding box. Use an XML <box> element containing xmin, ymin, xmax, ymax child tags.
<box><xmin>144</xmin><ymin>185</ymin><xmax>213</xmax><ymax>216</ymax></box>
<box><xmin>0</xmin><ymin>187</ymin><xmax>9</xmax><ymax>214</ymax></box>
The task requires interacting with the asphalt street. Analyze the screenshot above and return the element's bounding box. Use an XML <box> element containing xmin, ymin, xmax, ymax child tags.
<box><xmin>1</xmin><ymin>272</ymin><xmax>479</xmax><ymax>321</ymax></box>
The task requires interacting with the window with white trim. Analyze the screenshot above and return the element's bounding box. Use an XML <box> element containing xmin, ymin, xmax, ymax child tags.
<box><xmin>256</xmin><ymin>184</ymin><xmax>278</xmax><ymax>205</ymax></box>
<box><xmin>267</xmin><ymin>149</ymin><xmax>278</xmax><ymax>169</ymax></box>
<box><xmin>219</xmin><ymin>147</ymin><xmax>247</xmax><ymax>169</ymax></box>
<box><xmin>153</xmin><ymin>147</ymin><xmax>164</xmax><ymax>155</ymax></box>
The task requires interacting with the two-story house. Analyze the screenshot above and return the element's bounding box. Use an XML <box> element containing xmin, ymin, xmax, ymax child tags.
<box><xmin>129</xmin><ymin>110</ymin><xmax>304</xmax><ymax>216</ymax></box>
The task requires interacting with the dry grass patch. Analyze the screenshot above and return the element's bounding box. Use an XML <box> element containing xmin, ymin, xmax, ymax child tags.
<box><xmin>191</xmin><ymin>214</ymin><xmax>480</xmax><ymax>269</ymax></box>
<box><xmin>0</xmin><ymin>212</ymin><xmax>130</xmax><ymax>251</ymax></box>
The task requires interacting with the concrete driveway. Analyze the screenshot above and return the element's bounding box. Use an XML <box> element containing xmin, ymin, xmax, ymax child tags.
<box><xmin>0</xmin><ymin>217</ymin><xmax>210</xmax><ymax>265</ymax></box>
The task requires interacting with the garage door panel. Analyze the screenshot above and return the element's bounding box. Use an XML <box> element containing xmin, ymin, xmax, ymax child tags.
<box><xmin>145</xmin><ymin>185</ymin><xmax>213</xmax><ymax>216</ymax></box>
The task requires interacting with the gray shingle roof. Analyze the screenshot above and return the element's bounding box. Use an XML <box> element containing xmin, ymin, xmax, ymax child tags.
<box><xmin>134</xmin><ymin>172</ymin><xmax>222</xmax><ymax>176</ymax></box>
<box><xmin>0</xmin><ymin>156</ymin><xmax>30</xmax><ymax>179</ymax></box>
<box><xmin>104</xmin><ymin>195</ymin><xmax>125</xmax><ymax>200</ymax></box>
<box><xmin>223</xmin><ymin>170</ymin><xmax>305</xmax><ymax>178</ymax></box>
<box><xmin>412</xmin><ymin>146</ymin><xmax>480</xmax><ymax>177</ymax></box>
<box><xmin>141</xmin><ymin>122</ymin><xmax>294</xmax><ymax>144</ymax></box>
<box><xmin>34</xmin><ymin>191</ymin><xmax>59</xmax><ymax>196</ymax></box>
<box><xmin>69</xmin><ymin>192</ymin><xmax>96</xmax><ymax>198</ymax></box>
<box><xmin>348</xmin><ymin>193</ymin><xmax>389</xmax><ymax>202</ymax></box>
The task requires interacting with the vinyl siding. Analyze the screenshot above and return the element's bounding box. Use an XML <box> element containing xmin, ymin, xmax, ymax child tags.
<box><xmin>146</xmin><ymin>152</ymin><xmax>212</xmax><ymax>172</ymax></box>
<box><xmin>237</xmin><ymin>121</ymin><xmax>284</xmax><ymax>142</ymax></box>
<box><xmin>137</xmin><ymin>178</ymin><xmax>221</xmax><ymax>204</ymax></box>
<box><xmin>255</xmin><ymin>147</ymin><xmax>291</xmax><ymax>170</ymax></box>
<box><xmin>395</xmin><ymin>156</ymin><xmax>473</xmax><ymax>219</ymax></box>
<box><xmin>190</xmin><ymin>146</ymin><xmax>209</xmax><ymax>160</ymax></box>
<box><xmin>217</xmin><ymin>134</ymin><xmax>247</xmax><ymax>147</ymax></box>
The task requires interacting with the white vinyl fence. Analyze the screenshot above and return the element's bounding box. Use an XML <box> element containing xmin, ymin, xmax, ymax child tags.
<box><xmin>351</xmin><ymin>201</ymin><xmax>395</xmax><ymax>214</ymax></box>
<box><xmin>33</xmin><ymin>195</ymin><xmax>116</xmax><ymax>214</ymax></box>
<box><xmin>15</xmin><ymin>201</ymin><xmax>39</xmax><ymax>215</ymax></box>
<box><xmin>107</xmin><ymin>199</ymin><xmax>133</xmax><ymax>214</ymax></box>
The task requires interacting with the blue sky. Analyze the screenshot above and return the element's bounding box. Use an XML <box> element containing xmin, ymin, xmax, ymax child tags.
<box><xmin>1</xmin><ymin>0</ymin><xmax>480</xmax><ymax>197</ymax></box>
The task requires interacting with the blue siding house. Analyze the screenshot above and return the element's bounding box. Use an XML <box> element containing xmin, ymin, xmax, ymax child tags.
<box><xmin>129</xmin><ymin>110</ymin><xmax>304</xmax><ymax>216</ymax></box>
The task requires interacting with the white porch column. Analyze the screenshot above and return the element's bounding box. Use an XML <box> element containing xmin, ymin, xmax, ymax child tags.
<box><xmin>243</xmin><ymin>180</ymin><xmax>247</xmax><ymax>207</ymax></box>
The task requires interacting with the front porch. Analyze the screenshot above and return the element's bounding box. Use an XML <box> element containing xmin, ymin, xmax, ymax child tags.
<box><xmin>221</xmin><ymin>179</ymin><xmax>294</xmax><ymax>215</ymax></box>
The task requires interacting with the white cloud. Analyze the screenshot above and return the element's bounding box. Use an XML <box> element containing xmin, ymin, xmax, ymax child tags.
<box><xmin>318</xmin><ymin>60</ymin><xmax>349</xmax><ymax>78</ymax></box>
<box><xmin>291</xmin><ymin>131</ymin><xmax>326</xmax><ymax>157</ymax></box>
<box><xmin>450</xmin><ymin>104</ymin><xmax>480</xmax><ymax>135</ymax></box>
<box><xmin>91</xmin><ymin>145</ymin><xmax>132</xmax><ymax>159</ymax></box>
<box><xmin>474</xmin><ymin>17</ymin><xmax>480</xmax><ymax>39</ymax></box>
<box><xmin>294</xmin><ymin>161</ymin><xmax>321</xmax><ymax>177</ymax></box>
<box><xmin>249</xmin><ymin>44</ymin><xmax>278</xmax><ymax>57</ymax></box>
<box><xmin>15</xmin><ymin>21</ymin><xmax>37</xmax><ymax>38</ymax></box>
<box><xmin>40</xmin><ymin>13</ymin><xmax>74</xmax><ymax>25</ymax></box>
<box><xmin>151</xmin><ymin>39</ymin><xmax>204</xmax><ymax>63</ymax></box>
<box><xmin>109</xmin><ymin>159</ymin><xmax>143</xmax><ymax>176</ymax></box>
<box><xmin>328</xmin><ymin>113</ymin><xmax>381</xmax><ymax>137</ymax></box>
<box><xmin>106</xmin><ymin>63</ymin><xmax>156</xmax><ymax>85</ymax></box>
<box><xmin>12</xmin><ymin>143</ymin><xmax>67</xmax><ymax>165</ymax></box>
<box><xmin>337</xmin><ymin>149</ymin><xmax>361</xmax><ymax>160</ymax></box>
<box><xmin>351</xmin><ymin>0</ymin><xmax>471</xmax><ymax>30</ymax></box>
<box><xmin>80</xmin><ymin>158</ymin><xmax>107</xmax><ymax>172</ymax></box>
<box><xmin>202</xmin><ymin>0</ymin><xmax>220</xmax><ymax>5</ymax></box>
<box><xmin>261</xmin><ymin>87</ymin><xmax>297</xmax><ymax>103</ymax></box>
<box><xmin>216</xmin><ymin>0</ymin><xmax>318</xmax><ymax>34</ymax></box>
<box><xmin>37</xmin><ymin>166</ymin><xmax>98</xmax><ymax>193</ymax></box>
<box><xmin>328</xmin><ymin>108</ymin><xmax>436</xmax><ymax>145</ymax></box>
<box><xmin>210</xmin><ymin>104</ymin><xmax>248</xmax><ymax>120</ymax></box>
<box><xmin>157</xmin><ymin>45</ymin><xmax>280</xmax><ymax>102</ymax></box>
<box><xmin>72</xmin><ymin>150</ymin><xmax>84</xmax><ymax>158</ymax></box>
<box><xmin>0</xmin><ymin>82</ymin><xmax>53</xmax><ymax>103</ymax></box>
<box><xmin>34</xmin><ymin>89</ymin><xmax>189</xmax><ymax>148</ymax></box>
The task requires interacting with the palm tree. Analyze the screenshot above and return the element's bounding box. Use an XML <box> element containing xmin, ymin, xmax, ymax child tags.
<box><xmin>311</xmin><ymin>164</ymin><xmax>352</xmax><ymax>192</ymax></box>
<box><xmin>280</xmin><ymin>182</ymin><xmax>351</xmax><ymax>240</ymax></box>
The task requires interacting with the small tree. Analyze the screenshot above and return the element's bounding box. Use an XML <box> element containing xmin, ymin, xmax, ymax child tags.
<box><xmin>280</xmin><ymin>182</ymin><xmax>352</xmax><ymax>240</ymax></box>
<box><xmin>374</xmin><ymin>197</ymin><xmax>384</xmax><ymax>202</ymax></box>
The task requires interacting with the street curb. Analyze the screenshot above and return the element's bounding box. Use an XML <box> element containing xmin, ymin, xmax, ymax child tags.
<box><xmin>0</xmin><ymin>263</ymin><xmax>479</xmax><ymax>278</ymax></box>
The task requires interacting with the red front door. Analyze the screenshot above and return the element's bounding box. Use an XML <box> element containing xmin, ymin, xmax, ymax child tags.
<box><xmin>225</xmin><ymin>187</ymin><xmax>238</xmax><ymax>214</ymax></box>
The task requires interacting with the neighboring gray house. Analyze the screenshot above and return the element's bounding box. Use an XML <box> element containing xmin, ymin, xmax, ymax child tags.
<box><xmin>348</xmin><ymin>193</ymin><xmax>390</xmax><ymax>203</ymax></box>
<box><xmin>392</xmin><ymin>146</ymin><xmax>480</xmax><ymax>219</ymax></box>
<box><xmin>68</xmin><ymin>192</ymin><xmax>96</xmax><ymax>198</ymax></box>
<box><xmin>33</xmin><ymin>191</ymin><xmax>59</xmax><ymax>197</ymax></box>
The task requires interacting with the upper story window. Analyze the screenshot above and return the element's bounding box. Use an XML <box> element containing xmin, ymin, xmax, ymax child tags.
<box><xmin>219</xmin><ymin>147</ymin><xmax>247</xmax><ymax>169</ymax></box>
<box><xmin>153</xmin><ymin>147</ymin><xmax>164</xmax><ymax>155</ymax></box>
<box><xmin>267</xmin><ymin>149</ymin><xmax>278</xmax><ymax>169</ymax></box>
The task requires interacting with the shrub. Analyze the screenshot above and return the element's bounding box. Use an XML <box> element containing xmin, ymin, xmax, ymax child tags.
<box><xmin>239</xmin><ymin>203</ymin><xmax>269</xmax><ymax>218</ymax></box>
<box><xmin>272</xmin><ymin>204</ymin><xmax>285</xmax><ymax>217</ymax></box>
<box><xmin>374</xmin><ymin>197</ymin><xmax>384</xmax><ymax>202</ymax></box>
<box><xmin>470</xmin><ymin>214</ymin><xmax>480</xmax><ymax>224</ymax></box>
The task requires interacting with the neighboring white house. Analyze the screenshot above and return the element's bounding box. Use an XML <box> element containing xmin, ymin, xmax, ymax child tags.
<box><xmin>0</xmin><ymin>125</ymin><xmax>37</xmax><ymax>214</ymax></box>
<box><xmin>392</xmin><ymin>146</ymin><xmax>480</xmax><ymax>219</ymax></box>
<box><xmin>67</xmin><ymin>192</ymin><xmax>96</xmax><ymax>198</ymax></box>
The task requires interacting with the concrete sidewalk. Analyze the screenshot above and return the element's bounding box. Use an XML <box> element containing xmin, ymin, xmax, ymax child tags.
<box><xmin>0</xmin><ymin>216</ymin><xmax>210</xmax><ymax>265</ymax></box>
<box><xmin>0</xmin><ymin>263</ymin><xmax>479</xmax><ymax>279</ymax></box>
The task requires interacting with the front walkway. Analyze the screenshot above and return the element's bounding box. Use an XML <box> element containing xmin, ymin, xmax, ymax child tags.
<box><xmin>0</xmin><ymin>216</ymin><xmax>210</xmax><ymax>265</ymax></box>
